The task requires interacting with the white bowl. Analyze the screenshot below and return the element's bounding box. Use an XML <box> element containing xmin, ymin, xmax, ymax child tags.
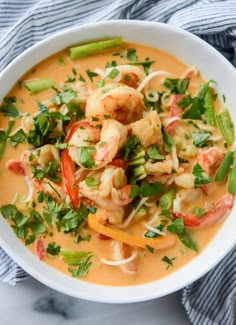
<box><xmin>0</xmin><ymin>20</ymin><xmax>236</xmax><ymax>303</ymax></box>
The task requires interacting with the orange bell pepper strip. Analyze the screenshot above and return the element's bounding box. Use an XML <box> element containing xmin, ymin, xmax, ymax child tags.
<box><xmin>88</xmin><ymin>213</ymin><xmax>176</xmax><ymax>250</ymax></box>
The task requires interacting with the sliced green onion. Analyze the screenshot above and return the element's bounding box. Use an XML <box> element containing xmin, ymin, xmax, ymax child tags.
<box><xmin>159</xmin><ymin>188</ymin><xmax>176</xmax><ymax>210</ymax></box>
<box><xmin>204</xmin><ymin>88</ymin><xmax>216</xmax><ymax>126</ymax></box>
<box><xmin>228</xmin><ymin>158</ymin><xmax>236</xmax><ymax>194</ymax></box>
<box><xmin>24</xmin><ymin>79</ymin><xmax>55</xmax><ymax>94</ymax></box>
<box><xmin>69</xmin><ymin>38</ymin><xmax>123</xmax><ymax>60</ymax></box>
<box><xmin>145</xmin><ymin>90</ymin><xmax>159</xmax><ymax>102</ymax></box>
<box><xmin>216</xmin><ymin>109</ymin><xmax>235</xmax><ymax>144</ymax></box>
<box><xmin>215</xmin><ymin>151</ymin><xmax>234</xmax><ymax>182</ymax></box>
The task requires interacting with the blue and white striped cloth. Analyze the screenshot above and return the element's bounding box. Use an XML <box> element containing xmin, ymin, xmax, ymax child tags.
<box><xmin>0</xmin><ymin>0</ymin><xmax>236</xmax><ymax>323</ymax></box>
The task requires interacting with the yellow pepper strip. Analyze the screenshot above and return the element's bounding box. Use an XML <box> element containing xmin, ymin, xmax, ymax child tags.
<box><xmin>88</xmin><ymin>213</ymin><xmax>176</xmax><ymax>250</ymax></box>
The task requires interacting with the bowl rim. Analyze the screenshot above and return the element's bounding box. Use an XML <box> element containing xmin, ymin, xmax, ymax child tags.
<box><xmin>0</xmin><ymin>19</ymin><xmax>236</xmax><ymax>303</ymax></box>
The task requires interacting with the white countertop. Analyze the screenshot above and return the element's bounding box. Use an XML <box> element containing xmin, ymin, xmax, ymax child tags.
<box><xmin>0</xmin><ymin>278</ymin><xmax>190</xmax><ymax>325</ymax></box>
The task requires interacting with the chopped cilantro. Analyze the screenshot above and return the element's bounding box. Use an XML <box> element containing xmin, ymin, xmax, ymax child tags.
<box><xmin>85</xmin><ymin>177</ymin><xmax>100</xmax><ymax>188</ymax></box>
<box><xmin>192</xmin><ymin>131</ymin><xmax>211</xmax><ymax>147</ymax></box>
<box><xmin>77</xmin><ymin>146</ymin><xmax>96</xmax><ymax>168</ymax></box>
<box><xmin>140</xmin><ymin>182</ymin><xmax>161</xmax><ymax>197</ymax></box>
<box><xmin>167</xmin><ymin>218</ymin><xmax>198</xmax><ymax>251</ymax></box>
<box><xmin>0</xmin><ymin>120</ymin><xmax>15</xmax><ymax>159</ymax></box>
<box><xmin>161</xmin><ymin>126</ymin><xmax>174</xmax><ymax>153</ymax></box>
<box><xmin>193</xmin><ymin>207</ymin><xmax>206</xmax><ymax>218</ymax></box>
<box><xmin>146</xmin><ymin>245</ymin><xmax>154</xmax><ymax>253</ymax></box>
<box><xmin>126</xmin><ymin>48</ymin><xmax>138</xmax><ymax>62</ymax></box>
<box><xmin>192</xmin><ymin>163</ymin><xmax>212</xmax><ymax>188</ymax></box>
<box><xmin>46</xmin><ymin>242</ymin><xmax>61</xmax><ymax>255</ymax></box>
<box><xmin>9</xmin><ymin>128</ymin><xmax>27</xmax><ymax>146</ymax></box>
<box><xmin>52</xmin><ymin>85</ymin><xmax>77</xmax><ymax>105</ymax></box>
<box><xmin>162</xmin><ymin>256</ymin><xmax>176</xmax><ymax>269</ymax></box>
<box><xmin>86</xmin><ymin>69</ymin><xmax>98</xmax><ymax>82</ymax></box>
<box><xmin>79</xmin><ymin>74</ymin><xmax>86</xmax><ymax>82</ymax></box>
<box><xmin>75</xmin><ymin>234</ymin><xmax>91</xmax><ymax>244</ymax></box>
<box><xmin>147</xmin><ymin>144</ymin><xmax>164</xmax><ymax>161</ymax></box>
<box><xmin>0</xmin><ymin>97</ymin><xmax>19</xmax><ymax>117</ymax></box>
<box><xmin>105</xmin><ymin>60</ymin><xmax>117</xmax><ymax>68</ymax></box>
<box><xmin>177</xmin><ymin>94</ymin><xmax>193</xmax><ymax>109</ymax></box>
<box><xmin>163</xmin><ymin>78</ymin><xmax>189</xmax><ymax>94</ymax></box>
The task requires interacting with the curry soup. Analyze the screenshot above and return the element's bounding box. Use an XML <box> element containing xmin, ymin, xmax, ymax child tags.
<box><xmin>0</xmin><ymin>40</ymin><xmax>235</xmax><ymax>286</ymax></box>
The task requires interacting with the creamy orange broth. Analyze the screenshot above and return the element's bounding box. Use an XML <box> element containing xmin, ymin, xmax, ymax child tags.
<box><xmin>0</xmin><ymin>42</ymin><xmax>233</xmax><ymax>286</ymax></box>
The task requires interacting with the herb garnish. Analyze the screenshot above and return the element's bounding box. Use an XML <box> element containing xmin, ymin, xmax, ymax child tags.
<box><xmin>162</xmin><ymin>256</ymin><xmax>176</xmax><ymax>269</ymax></box>
<box><xmin>192</xmin><ymin>163</ymin><xmax>212</xmax><ymax>188</ymax></box>
<box><xmin>192</xmin><ymin>131</ymin><xmax>211</xmax><ymax>147</ymax></box>
<box><xmin>163</xmin><ymin>78</ymin><xmax>189</xmax><ymax>94</ymax></box>
<box><xmin>0</xmin><ymin>97</ymin><xmax>19</xmax><ymax>117</ymax></box>
<box><xmin>193</xmin><ymin>207</ymin><xmax>206</xmax><ymax>218</ymax></box>
<box><xmin>147</xmin><ymin>144</ymin><xmax>164</xmax><ymax>161</ymax></box>
<box><xmin>167</xmin><ymin>218</ymin><xmax>198</xmax><ymax>252</ymax></box>
<box><xmin>85</xmin><ymin>177</ymin><xmax>100</xmax><ymax>188</ymax></box>
<box><xmin>86</xmin><ymin>69</ymin><xmax>98</xmax><ymax>82</ymax></box>
<box><xmin>46</xmin><ymin>242</ymin><xmax>61</xmax><ymax>255</ymax></box>
<box><xmin>0</xmin><ymin>120</ymin><xmax>15</xmax><ymax>159</ymax></box>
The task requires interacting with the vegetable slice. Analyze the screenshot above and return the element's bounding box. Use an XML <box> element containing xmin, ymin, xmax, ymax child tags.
<box><xmin>228</xmin><ymin>159</ymin><xmax>236</xmax><ymax>195</ymax></box>
<box><xmin>215</xmin><ymin>151</ymin><xmax>234</xmax><ymax>182</ymax></box>
<box><xmin>87</xmin><ymin>213</ymin><xmax>175</xmax><ymax>250</ymax></box>
<box><xmin>69</xmin><ymin>38</ymin><xmax>123</xmax><ymax>60</ymax></box>
<box><xmin>216</xmin><ymin>109</ymin><xmax>234</xmax><ymax>144</ymax></box>
<box><xmin>24</xmin><ymin>79</ymin><xmax>55</xmax><ymax>94</ymax></box>
<box><xmin>204</xmin><ymin>88</ymin><xmax>216</xmax><ymax>126</ymax></box>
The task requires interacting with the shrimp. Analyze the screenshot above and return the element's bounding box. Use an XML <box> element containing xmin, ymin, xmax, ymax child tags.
<box><xmin>22</xmin><ymin>144</ymin><xmax>60</xmax><ymax>167</ymax></box>
<box><xmin>196</xmin><ymin>148</ymin><xmax>224</xmax><ymax>175</ymax></box>
<box><xmin>112</xmin><ymin>241</ymin><xmax>138</xmax><ymax>274</ymax></box>
<box><xmin>99</xmin><ymin>166</ymin><xmax>127</xmax><ymax>198</ymax></box>
<box><xmin>68</xmin><ymin>119</ymin><xmax>127</xmax><ymax>170</ymax></box>
<box><xmin>85</xmin><ymin>83</ymin><xmax>144</xmax><ymax>124</ymax></box>
<box><xmin>79</xmin><ymin>180</ymin><xmax>133</xmax><ymax>209</ymax></box>
<box><xmin>129</xmin><ymin>111</ymin><xmax>163</xmax><ymax>148</ymax></box>
<box><xmin>103</xmin><ymin>65</ymin><xmax>146</xmax><ymax>88</ymax></box>
<box><xmin>145</xmin><ymin>157</ymin><xmax>173</xmax><ymax>176</ymax></box>
<box><xmin>173</xmin><ymin>193</ymin><xmax>234</xmax><ymax>228</ymax></box>
<box><xmin>165</xmin><ymin>94</ymin><xmax>184</xmax><ymax>134</ymax></box>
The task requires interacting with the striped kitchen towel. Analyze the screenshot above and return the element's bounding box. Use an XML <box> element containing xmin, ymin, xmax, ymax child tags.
<box><xmin>0</xmin><ymin>0</ymin><xmax>236</xmax><ymax>324</ymax></box>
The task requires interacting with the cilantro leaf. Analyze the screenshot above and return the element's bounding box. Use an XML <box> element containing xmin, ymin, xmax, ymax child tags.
<box><xmin>162</xmin><ymin>256</ymin><xmax>176</xmax><ymax>269</ymax></box>
<box><xmin>182</xmin><ymin>97</ymin><xmax>205</xmax><ymax>120</ymax></box>
<box><xmin>120</xmin><ymin>134</ymin><xmax>141</xmax><ymax>160</ymax></box>
<box><xmin>46</xmin><ymin>242</ymin><xmax>61</xmax><ymax>255</ymax></box>
<box><xmin>192</xmin><ymin>131</ymin><xmax>211</xmax><ymax>147</ymax></box>
<box><xmin>161</xmin><ymin>126</ymin><xmax>174</xmax><ymax>153</ymax></box>
<box><xmin>86</xmin><ymin>69</ymin><xmax>98</xmax><ymax>82</ymax></box>
<box><xmin>193</xmin><ymin>207</ymin><xmax>206</xmax><ymax>218</ymax></box>
<box><xmin>140</xmin><ymin>182</ymin><xmax>161</xmax><ymax>197</ymax></box>
<box><xmin>126</xmin><ymin>48</ymin><xmax>138</xmax><ymax>62</ymax></box>
<box><xmin>85</xmin><ymin>177</ymin><xmax>100</xmax><ymax>188</ymax></box>
<box><xmin>0</xmin><ymin>97</ymin><xmax>19</xmax><ymax>117</ymax></box>
<box><xmin>129</xmin><ymin>184</ymin><xmax>140</xmax><ymax>199</ymax></box>
<box><xmin>147</xmin><ymin>144</ymin><xmax>164</xmax><ymax>160</ymax></box>
<box><xmin>77</xmin><ymin>146</ymin><xmax>96</xmax><ymax>168</ymax></box>
<box><xmin>167</xmin><ymin>218</ymin><xmax>198</xmax><ymax>251</ymax></box>
<box><xmin>9</xmin><ymin>129</ymin><xmax>27</xmax><ymax>146</ymax></box>
<box><xmin>177</xmin><ymin>94</ymin><xmax>193</xmax><ymax>109</ymax></box>
<box><xmin>192</xmin><ymin>163</ymin><xmax>212</xmax><ymax>187</ymax></box>
<box><xmin>69</xmin><ymin>256</ymin><xmax>92</xmax><ymax>278</ymax></box>
<box><xmin>62</xmin><ymin>250</ymin><xmax>93</xmax><ymax>266</ymax></box>
<box><xmin>163</xmin><ymin>78</ymin><xmax>189</xmax><ymax>94</ymax></box>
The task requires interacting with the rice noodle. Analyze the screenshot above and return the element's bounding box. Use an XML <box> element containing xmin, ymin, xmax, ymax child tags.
<box><xmin>116</xmin><ymin>197</ymin><xmax>148</xmax><ymax>229</ymax></box>
<box><xmin>137</xmin><ymin>71</ymin><xmax>173</xmax><ymax>93</ymax></box>
<box><xmin>148</xmin><ymin>211</ymin><xmax>160</xmax><ymax>225</ymax></box>
<box><xmin>24</xmin><ymin>176</ymin><xmax>34</xmax><ymax>202</ymax></box>
<box><xmin>100</xmin><ymin>251</ymin><xmax>137</xmax><ymax>266</ymax></box>
<box><xmin>171</xmin><ymin>144</ymin><xmax>179</xmax><ymax>171</ymax></box>
<box><xmin>142</xmin><ymin>222</ymin><xmax>167</xmax><ymax>236</ymax></box>
<box><xmin>163</xmin><ymin>116</ymin><xmax>181</xmax><ymax>128</ymax></box>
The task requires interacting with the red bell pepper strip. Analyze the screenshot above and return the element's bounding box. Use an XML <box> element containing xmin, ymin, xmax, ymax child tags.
<box><xmin>173</xmin><ymin>193</ymin><xmax>234</xmax><ymax>228</ymax></box>
<box><xmin>61</xmin><ymin>120</ymin><xmax>90</xmax><ymax>208</ymax></box>
<box><xmin>35</xmin><ymin>238</ymin><xmax>46</xmax><ymax>260</ymax></box>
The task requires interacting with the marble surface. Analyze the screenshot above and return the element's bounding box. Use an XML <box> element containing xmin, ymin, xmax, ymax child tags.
<box><xmin>0</xmin><ymin>278</ymin><xmax>190</xmax><ymax>325</ymax></box>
